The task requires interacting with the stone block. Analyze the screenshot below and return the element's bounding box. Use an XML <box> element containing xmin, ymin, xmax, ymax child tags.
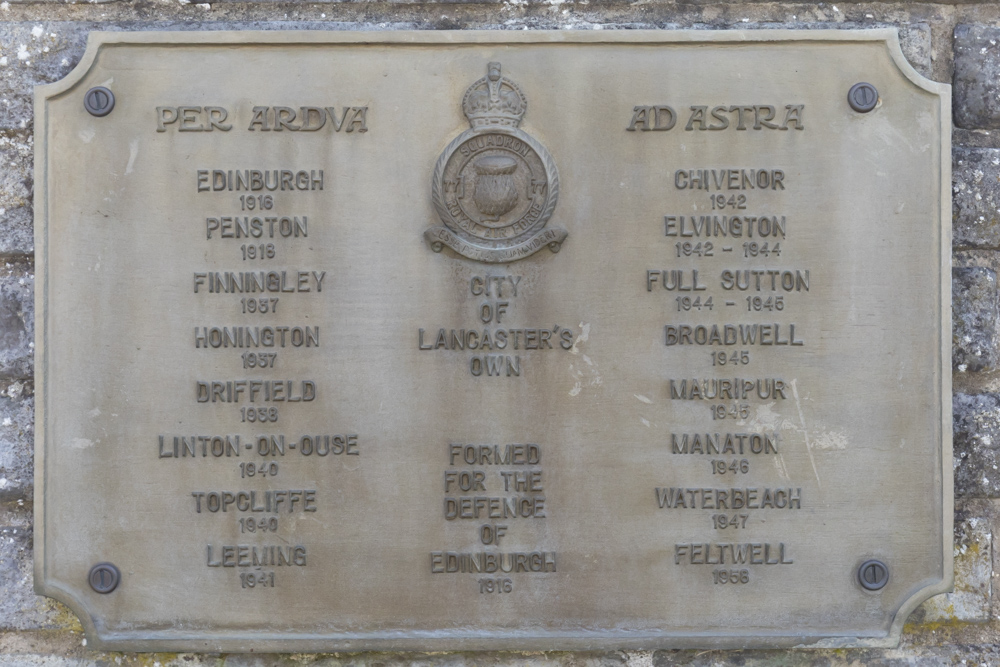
<box><xmin>0</xmin><ymin>389</ymin><xmax>32</xmax><ymax>501</ymax></box>
<box><xmin>0</xmin><ymin>263</ymin><xmax>33</xmax><ymax>382</ymax></box>
<box><xmin>0</xmin><ymin>130</ymin><xmax>33</xmax><ymax>256</ymax></box>
<box><xmin>955</xmin><ymin>393</ymin><xmax>1000</xmax><ymax>497</ymax></box>
<box><xmin>954</xmin><ymin>267</ymin><xmax>999</xmax><ymax>372</ymax></box>
<box><xmin>953</xmin><ymin>147</ymin><xmax>1000</xmax><ymax>249</ymax></box>
<box><xmin>955</xmin><ymin>24</ymin><xmax>1000</xmax><ymax>129</ymax></box>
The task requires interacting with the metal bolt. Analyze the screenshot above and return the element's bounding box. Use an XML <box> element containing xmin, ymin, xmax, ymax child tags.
<box><xmin>84</xmin><ymin>87</ymin><xmax>115</xmax><ymax>117</ymax></box>
<box><xmin>848</xmin><ymin>83</ymin><xmax>879</xmax><ymax>113</ymax></box>
<box><xmin>858</xmin><ymin>559</ymin><xmax>889</xmax><ymax>591</ymax></box>
<box><xmin>88</xmin><ymin>562</ymin><xmax>120</xmax><ymax>594</ymax></box>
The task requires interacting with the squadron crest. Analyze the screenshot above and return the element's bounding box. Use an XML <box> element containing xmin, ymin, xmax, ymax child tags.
<box><xmin>426</xmin><ymin>63</ymin><xmax>566</xmax><ymax>262</ymax></box>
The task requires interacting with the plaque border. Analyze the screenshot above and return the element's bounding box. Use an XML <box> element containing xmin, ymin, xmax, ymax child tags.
<box><xmin>33</xmin><ymin>28</ymin><xmax>952</xmax><ymax>652</ymax></box>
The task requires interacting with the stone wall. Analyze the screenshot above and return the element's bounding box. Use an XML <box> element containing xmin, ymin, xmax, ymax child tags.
<box><xmin>0</xmin><ymin>2</ymin><xmax>994</xmax><ymax>665</ymax></box>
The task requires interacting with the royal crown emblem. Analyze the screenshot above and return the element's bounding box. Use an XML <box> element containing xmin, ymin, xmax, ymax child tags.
<box><xmin>426</xmin><ymin>62</ymin><xmax>566</xmax><ymax>262</ymax></box>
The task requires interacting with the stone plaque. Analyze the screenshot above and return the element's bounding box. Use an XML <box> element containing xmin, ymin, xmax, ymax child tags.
<box><xmin>34</xmin><ymin>30</ymin><xmax>952</xmax><ymax>651</ymax></box>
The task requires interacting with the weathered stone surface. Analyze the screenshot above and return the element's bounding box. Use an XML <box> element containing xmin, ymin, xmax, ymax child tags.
<box><xmin>0</xmin><ymin>504</ymin><xmax>64</xmax><ymax>631</ymax></box>
<box><xmin>7</xmin><ymin>648</ymin><xmax>1000</xmax><ymax>667</ymax></box>
<box><xmin>953</xmin><ymin>147</ymin><xmax>1000</xmax><ymax>249</ymax></box>
<box><xmin>953</xmin><ymin>253</ymin><xmax>1000</xmax><ymax>395</ymax></box>
<box><xmin>955</xmin><ymin>393</ymin><xmax>1000</xmax><ymax>497</ymax></box>
<box><xmin>0</xmin><ymin>130</ymin><xmax>33</xmax><ymax>256</ymax></box>
<box><xmin>0</xmin><ymin>263</ymin><xmax>33</xmax><ymax>382</ymax></box>
<box><xmin>954</xmin><ymin>128</ymin><xmax>1000</xmax><ymax>149</ymax></box>
<box><xmin>954</xmin><ymin>267</ymin><xmax>999</xmax><ymax>372</ymax></box>
<box><xmin>955</xmin><ymin>249</ymin><xmax>1000</xmax><ymax>275</ymax></box>
<box><xmin>0</xmin><ymin>388</ymin><xmax>33</xmax><ymax>501</ymax></box>
<box><xmin>652</xmin><ymin>647</ymin><xmax>1000</xmax><ymax>666</ymax></box>
<box><xmin>911</xmin><ymin>510</ymin><xmax>991</xmax><ymax>623</ymax></box>
<box><xmin>897</xmin><ymin>23</ymin><xmax>932</xmax><ymax>78</ymax></box>
<box><xmin>955</xmin><ymin>24</ymin><xmax>1000</xmax><ymax>130</ymax></box>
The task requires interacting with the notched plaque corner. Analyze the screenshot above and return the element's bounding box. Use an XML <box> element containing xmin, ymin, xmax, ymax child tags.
<box><xmin>34</xmin><ymin>32</ymin><xmax>110</xmax><ymax>108</ymax></box>
<box><xmin>31</xmin><ymin>575</ymin><xmax>107</xmax><ymax>647</ymax></box>
<box><xmin>881</xmin><ymin>571</ymin><xmax>957</xmax><ymax>647</ymax></box>
<box><xmin>879</xmin><ymin>27</ymin><xmax>950</xmax><ymax>98</ymax></box>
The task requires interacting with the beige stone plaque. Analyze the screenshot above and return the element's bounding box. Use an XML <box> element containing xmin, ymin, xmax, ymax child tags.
<box><xmin>34</xmin><ymin>30</ymin><xmax>952</xmax><ymax>651</ymax></box>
